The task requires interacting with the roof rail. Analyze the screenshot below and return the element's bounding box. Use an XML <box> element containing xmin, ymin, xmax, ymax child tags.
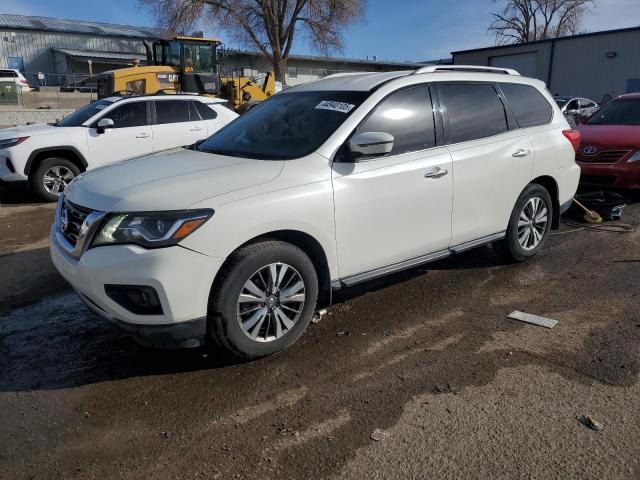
<box><xmin>322</xmin><ymin>72</ymin><xmax>373</xmax><ymax>80</ymax></box>
<box><xmin>413</xmin><ymin>65</ymin><xmax>521</xmax><ymax>76</ymax></box>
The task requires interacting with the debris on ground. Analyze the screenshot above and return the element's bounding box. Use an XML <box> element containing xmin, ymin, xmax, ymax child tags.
<box><xmin>312</xmin><ymin>308</ymin><xmax>329</xmax><ymax>324</ymax></box>
<box><xmin>508</xmin><ymin>310</ymin><xmax>559</xmax><ymax>329</ymax></box>
<box><xmin>569</xmin><ymin>191</ymin><xmax>628</xmax><ymax>222</ymax></box>
<box><xmin>577</xmin><ymin>414</ymin><xmax>604</xmax><ymax>432</ymax></box>
<box><xmin>336</xmin><ymin>330</ymin><xmax>351</xmax><ymax>337</ymax></box>
<box><xmin>433</xmin><ymin>383</ymin><xmax>461</xmax><ymax>394</ymax></box>
<box><xmin>370</xmin><ymin>428</ymin><xmax>390</xmax><ymax>441</ymax></box>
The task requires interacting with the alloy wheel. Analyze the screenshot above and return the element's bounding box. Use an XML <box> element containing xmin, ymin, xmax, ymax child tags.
<box><xmin>236</xmin><ymin>262</ymin><xmax>306</xmax><ymax>343</ymax></box>
<box><xmin>517</xmin><ymin>196</ymin><xmax>548</xmax><ymax>251</ymax></box>
<box><xmin>43</xmin><ymin>166</ymin><xmax>74</xmax><ymax>195</ymax></box>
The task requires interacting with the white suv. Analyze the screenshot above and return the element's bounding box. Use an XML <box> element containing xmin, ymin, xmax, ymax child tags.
<box><xmin>0</xmin><ymin>94</ymin><xmax>238</xmax><ymax>201</ymax></box>
<box><xmin>50</xmin><ymin>66</ymin><xmax>581</xmax><ymax>357</ymax></box>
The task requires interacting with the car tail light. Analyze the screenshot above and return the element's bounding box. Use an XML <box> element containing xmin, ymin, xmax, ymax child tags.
<box><xmin>19</xmin><ymin>78</ymin><xmax>28</xmax><ymax>85</ymax></box>
<box><xmin>562</xmin><ymin>129</ymin><xmax>581</xmax><ymax>152</ymax></box>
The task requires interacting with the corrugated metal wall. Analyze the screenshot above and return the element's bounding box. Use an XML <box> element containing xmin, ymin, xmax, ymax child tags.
<box><xmin>452</xmin><ymin>29</ymin><xmax>640</xmax><ymax>103</ymax></box>
<box><xmin>0</xmin><ymin>29</ymin><xmax>147</xmax><ymax>73</ymax></box>
<box><xmin>453</xmin><ymin>43</ymin><xmax>553</xmax><ymax>82</ymax></box>
<box><xmin>550</xmin><ymin>29</ymin><xmax>640</xmax><ymax>101</ymax></box>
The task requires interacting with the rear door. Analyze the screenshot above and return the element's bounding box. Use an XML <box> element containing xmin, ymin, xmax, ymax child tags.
<box><xmin>86</xmin><ymin>100</ymin><xmax>153</xmax><ymax>167</ymax></box>
<box><xmin>438</xmin><ymin>82</ymin><xmax>534</xmax><ymax>246</ymax></box>
<box><xmin>151</xmin><ymin>99</ymin><xmax>207</xmax><ymax>151</ymax></box>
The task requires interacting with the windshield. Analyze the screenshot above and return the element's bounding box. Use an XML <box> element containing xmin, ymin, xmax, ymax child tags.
<box><xmin>554</xmin><ymin>98</ymin><xmax>568</xmax><ymax>108</ymax></box>
<box><xmin>586</xmin><ymin>98</ymin><xmax>640</xmax><ymax>126</ymax></box>
<box><xmin>57</xmin><ymin>98</ymin><xmax>120</xmax><ymax>127</ymax></box>
<box><xmin>184</xmin><ymin>43</ymin><xmax>215</xmax><ymax>73</ymax></box>
<box><xmin>198</xmin><ymin>91</ymin><xmax>369</xmax><ymax>160</ymax></box>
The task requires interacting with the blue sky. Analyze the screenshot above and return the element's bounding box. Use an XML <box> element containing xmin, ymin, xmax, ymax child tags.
<box><xmin>4</xmin><ymin>0</ymin><xmax>639</xmax><ymax>61</ymax></box>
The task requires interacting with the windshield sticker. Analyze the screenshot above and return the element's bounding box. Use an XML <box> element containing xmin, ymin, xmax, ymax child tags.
<box><xmin>315</xmin><ymin>101</ymin><xmax>356</xmax><ymax>113</ymax></box>
<box><xmin>95</xmin><ymin>104</ymin><xmax>108</xmax><ymax>110</ymax></box>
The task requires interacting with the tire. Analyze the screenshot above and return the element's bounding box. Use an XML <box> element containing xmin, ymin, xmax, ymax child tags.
<box><xmin>494</xmin><ymin>183</ymin><xmax>553</xmax><ymax>262</ymax></box>
<box><xmin>208</xmin><ymin>240</ymin><xmax>319</xmax><ymax>358</ymax></box>
<box><xmin>30</xmin><ymin>157</ymin><xmax>80</xmax><ymax>202</ymax></box>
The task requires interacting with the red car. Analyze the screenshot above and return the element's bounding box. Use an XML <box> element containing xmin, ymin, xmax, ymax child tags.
<box><xmin>576</xmin><ymin>93</ymin><xmax>640</xmax><ymax>189</ymax></box>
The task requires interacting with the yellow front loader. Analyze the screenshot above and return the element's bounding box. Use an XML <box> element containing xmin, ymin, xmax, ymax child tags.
<box><xmin>93</xmin><ymin>36</ymin><xmax>275</xmax><ymax>111</ymax></box>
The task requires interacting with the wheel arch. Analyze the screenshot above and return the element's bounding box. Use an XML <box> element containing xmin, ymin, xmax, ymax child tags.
<box><xmin>530</xmin><ymin>175</ymin><xmax>560</xmax><ymax>229</ymax></box>
<box><xmin>214</xmin><ymin>229</ymin><xmax>333</xmax><ymax>308</ymax></box>
<box><xmin>24</xmin><ymin>146</ymin><xmax>88</xmax><ymax>177</ymax></box>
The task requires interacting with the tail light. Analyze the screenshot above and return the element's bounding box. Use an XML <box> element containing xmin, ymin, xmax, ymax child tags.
<box><xmin>562</xmin><ymin>129</ymin><xmax>581</xmax><ymax>152</ymax></box>
<box><xmin>19</xmin><ymin>78</ymin><xmax>28</xmax><ymax>85</ymax></box>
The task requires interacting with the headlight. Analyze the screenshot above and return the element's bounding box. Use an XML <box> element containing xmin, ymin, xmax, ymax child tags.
<box><xmin>627</xmin><ymin>151</ymin><xmax>640</xmax><ymax>163</ymax></box>
<box><xmin>92</xmin><ymin>209</ymin><xmax>214</xmax><ymax>248</ymax></box>
<box><xmin>0</xmin><ymin>137</ymin><xmax>29</xmax><ymax>149</ymax></box>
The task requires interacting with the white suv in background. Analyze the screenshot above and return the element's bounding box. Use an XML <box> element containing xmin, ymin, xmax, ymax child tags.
<box><xmin>50</xmin><ymin>66</ymin><xmax>581</xmax><ymax>357</ymax></box>
<box><xmin>0</xmin><ymin>94</ymin><xmax>238</xmax><ymax>200</ymax></box>
<box><xmin>0</xmin><ymin>68</ymin><xmax>32</xmax><ymax>92</ymax></box>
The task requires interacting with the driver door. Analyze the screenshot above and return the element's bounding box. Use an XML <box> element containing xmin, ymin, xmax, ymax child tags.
<box><xmin>332</xmin><ymin>85</ymin><xmax>453</xmax><ymax>280</ymax></box>
<box><xmin>87</xmin><ymin>100</ymin><xmax>153</xmax><ymax>167</ymax></box>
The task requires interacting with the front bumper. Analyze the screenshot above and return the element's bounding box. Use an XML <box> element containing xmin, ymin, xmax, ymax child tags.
<box><xmin>0</xmin><ymin>148</ymin><xmax>28</xmax><ymax>182</ymax></box>
<box><xmin>50</xmin><ymin>224</ymin><xmax>223</xmax><ymax>348</ymax></box>
<box><xmin>578</xmin><ymin>161</ymin><xmax>640</xmax><ymax>190</ymax></box>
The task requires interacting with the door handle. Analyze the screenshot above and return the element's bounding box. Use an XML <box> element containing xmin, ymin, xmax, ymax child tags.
<box><xmin>512</xmin><ymin>148</ymin><xmax>531</xmax><ymax>157</ymax></box>
<box><xmin>189</xmin><ymin>127</ymin><xmax>204</xmax><ymax>132</ymax></box>
<box><xmin>424</xmin><ymin>167</ymin><xmax>448</xmax><ymax>179</ymax></box>
<box><xmin>136</xmin><ymin>133</ymin><xmax>150</xmax><ymax>138</ymax></box>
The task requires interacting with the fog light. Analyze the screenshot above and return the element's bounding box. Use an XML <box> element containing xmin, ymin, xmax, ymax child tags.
<box><xmin>105</xmin><ymin>285</ymin><xmax>163</xmax><ymax>315</ymax></box>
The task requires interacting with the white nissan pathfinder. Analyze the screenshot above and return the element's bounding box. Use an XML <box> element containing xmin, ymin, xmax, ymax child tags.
<box><xmin>50</xmin><ymin>66</ymin><xmax>581</xmax><ymax>357</ymax></box>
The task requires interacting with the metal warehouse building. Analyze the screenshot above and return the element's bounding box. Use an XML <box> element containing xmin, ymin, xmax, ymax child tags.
<box><xmin>0</xmin><ymin>13</ymin><xmax>416</xmax><ymax>87</ymax></box>
<box><xmin>452</xmin><ymin>26</ymin><xmax>640</xmax><ymax>104</ymax></box>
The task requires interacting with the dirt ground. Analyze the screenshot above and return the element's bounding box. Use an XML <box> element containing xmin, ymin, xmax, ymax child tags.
<box><xmin>1</xmin><ymin>185</ymin><xmax>639</xmax><ymax>480</ymax></box>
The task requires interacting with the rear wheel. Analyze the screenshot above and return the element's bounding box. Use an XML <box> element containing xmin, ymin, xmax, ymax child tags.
<box><xmin>208</xmin><ymin>240</ymin><xmax>318</xmax><ymax>358</ymax></box>
<box><xmin>494</xmin><ymin>183</ymin><xmax>553</xmax><ymax>262</ymax></box>
<box><xmin>30</xmin><ymin>157</ymin><xmax>80</xmax><ymax>202</ymax></box>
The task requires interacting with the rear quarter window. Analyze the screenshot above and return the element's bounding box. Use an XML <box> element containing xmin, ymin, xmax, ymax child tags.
<box><xmin>193</xmin><ymin>101</ymin><xmax>218</xmax><ymax>120</ymax></box>
<box><xmin>500</xmin><ymin>83</ymin><xmax>553</xmax><ymax>128</ymax></box>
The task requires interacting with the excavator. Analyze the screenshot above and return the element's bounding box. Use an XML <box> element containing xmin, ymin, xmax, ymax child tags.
<box><xmin>93</xmin><ymin>36</ymin><xmax>275</xmax><ymax>111</ymax></box>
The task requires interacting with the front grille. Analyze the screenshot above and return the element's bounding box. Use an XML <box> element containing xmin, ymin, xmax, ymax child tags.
<box><xmin>61</xmin><ymin>200</ymin><xmax>92</xmax><ymax>246</ymax></box>
<box><xmin>576</xmin><ymin>150</ymin><xmax>630</xmax><ymax>164</ymax></box>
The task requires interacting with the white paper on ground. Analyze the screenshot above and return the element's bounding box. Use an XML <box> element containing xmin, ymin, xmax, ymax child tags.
<box><xmin>508</xmin><ymin>310</ymin><xmax>559</xmax><ymax>329</ymax></box>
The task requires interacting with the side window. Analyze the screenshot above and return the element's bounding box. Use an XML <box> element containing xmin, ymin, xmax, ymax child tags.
<box><xmin>440</xmin><ymin>83</ymin><xmax>508</xmax><ymax>143</ymax></box>
<box><xmin>193</xmin><ymin>101</ymin><xmax>218</xmax><ymax>120</ymax></box>
<box><xmin>105</xmin><ymin>101</ymin><xmax>147</xmax><ymax>128</ymax></box>
<box><xmin>500</xmin><ymin>83</ymin><xmax>553</xmax><ymax>128</ymax></box>
<box><xmin>566</xmin><ymin>99</ymin><xmax>579</xmax><ymax>112</ymax></box>
<box><xmin>355</xmin><ymin>85</ymin><xmax>435</xmax><ymax>155</ymax></box>
<box><xmin>580</xmin><ymin>99</ymin><xmax>596</xmax><ymax>109</ymax></box>
<box><xmin>155</xmin><ymin>100</ymin><xmax>191</xmax><ymax>124</ymax></box>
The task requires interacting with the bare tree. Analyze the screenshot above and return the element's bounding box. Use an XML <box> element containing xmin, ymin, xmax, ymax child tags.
<box><xmin>489</xmin><ymin>0</ymin><xmax>595</xmax><ymax>44</ymax></box>
<box><xmin>141</xmin><ymin>0</ymin><xmax>363</xmax><ymax>83</ymax></box>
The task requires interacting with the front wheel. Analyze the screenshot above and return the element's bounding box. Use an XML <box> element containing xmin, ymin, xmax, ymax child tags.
<box><xmin>30</xmin><ymin>157</ymin><xmax>80</xmax><ymax>202</ymax></box>
<box><xmin>495</xmin><ymin>183</ymin><xmax>553</xmax><ymax>262</ymax></box>
<box><xmin>208</xmin><ymin>240</ymin><xmax>319</xmax><ymax>358</ymax></box>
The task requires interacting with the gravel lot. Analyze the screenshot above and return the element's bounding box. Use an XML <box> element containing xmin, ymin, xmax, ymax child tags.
<box><xmin>1</xmin><ymin>185</ymin><xmax>639</xmax><ymax>480</ymax></box>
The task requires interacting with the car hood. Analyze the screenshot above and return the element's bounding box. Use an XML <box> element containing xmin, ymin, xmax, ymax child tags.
<box><xmin>0</xmin><ymin>123</ymin><xmax>62</xmax><ymax>139</ymax></box>
<box><xmin>65</xmin><ymin>148</ymin><xmax>284</xmax><ymax>212</ymax></box>
<box><xmin>577</xmin><ymin>124</ymin><xmax>640</xmax><ymax>149</ymax></box>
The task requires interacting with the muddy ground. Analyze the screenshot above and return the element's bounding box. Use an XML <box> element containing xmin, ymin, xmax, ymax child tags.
<box><xmin>1</xmin><ymin>185</ymin><xmax>639</xmax><ymax>480</ymax></box>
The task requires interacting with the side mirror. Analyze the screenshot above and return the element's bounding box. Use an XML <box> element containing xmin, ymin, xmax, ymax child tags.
<box><xmin>96</xmin><ymin>118</ymin><xmax>114</xmax><ymax>134</ymax></box>
<box><xmin>348</xmin><ymin>132</ymin><xmax>394</xmax><ymax>160</ymax></box>
<box><xmin>566</xmin><ymin>109</ymin><xmax>580</xmax><ymax>116</ymax></box>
